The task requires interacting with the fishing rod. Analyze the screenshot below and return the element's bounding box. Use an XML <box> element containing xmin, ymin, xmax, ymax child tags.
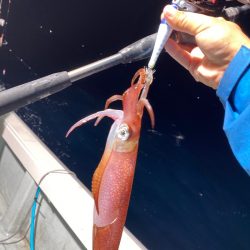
<box><xmin>0</xmin><ymin>33</ymin><xmax>157</xmax><ymax>116</ymax></box>
<box><xmin>0</xmin><ymin>0</ymin><xmax>249</xmax><ymax>117</ymax></box>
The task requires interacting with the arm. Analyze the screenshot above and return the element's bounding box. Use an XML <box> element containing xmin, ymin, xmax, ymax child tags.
<box><xmin>162</xmin><ymin>5</ymin><xmax>250</xmax><ymax>174</ymax></box>
<box><xmin>217</xmin><ymin>46</ymin><xmax>250</xmax><ymax>174</ymax></box>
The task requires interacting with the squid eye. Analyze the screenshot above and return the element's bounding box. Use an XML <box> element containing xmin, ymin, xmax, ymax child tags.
<box><xmin>117</xmin><ymin>123</ymin><xmax>130</xmax><ymax>141</ymax></box>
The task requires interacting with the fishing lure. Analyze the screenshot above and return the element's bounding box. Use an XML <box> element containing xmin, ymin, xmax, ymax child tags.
<box><xmin>66</xmin><ymin>67</ymin><xmax>154</xmax><ymax>250</ymax></box>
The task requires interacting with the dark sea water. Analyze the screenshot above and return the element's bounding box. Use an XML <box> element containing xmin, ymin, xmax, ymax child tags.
<box><xmin>1</xmin><ymin>1</ymin><xmax>250</xmax><ymax>249</ymax></box>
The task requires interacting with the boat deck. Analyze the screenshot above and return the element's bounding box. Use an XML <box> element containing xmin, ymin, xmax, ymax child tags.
<box><xmin>0</xmin><ymin>113</ymin><xmax>145</xmax><ymax>250</ymax></box>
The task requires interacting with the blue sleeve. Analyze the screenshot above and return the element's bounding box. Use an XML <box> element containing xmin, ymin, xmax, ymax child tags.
<box><xmin>216</xmin><ymin>46</ymin><xmax>250</xmax><ymax>175</ymax></box>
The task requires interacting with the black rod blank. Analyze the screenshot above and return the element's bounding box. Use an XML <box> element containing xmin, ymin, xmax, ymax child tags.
<box><xmin>0</xmin><ymin>33</ymin><xmax>156</xmax><ymax>116</ymax></box>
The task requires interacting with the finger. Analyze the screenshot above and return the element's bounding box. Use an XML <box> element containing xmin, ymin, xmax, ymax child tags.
<box><xmin>193</xmin><ymin>60</ymin><xmax>222</xmax><ymax>89</ymax></box>
<box><xmin>189</xmin><ymin>48</ymin><xmax>204</xmax><ymax>82</ymax></box>
<box><xmin>189</xmin><ymin>57</ymin><xmax>203</xmax><ymax>82</ymax></box>
<box><xmin>177</xmin><ymin>42</ymin><xmax>195</xmax><ymax>53</ymax></box>
<box><xmin>162</xmin><ymin>5</ymin><xmax>215</xmax><ymax>36</ymax></box>
<box><xmin>165</xmin><ymin>38</ymin><xmax>192</xmax><ymax>70</ymax></box>
<box><xmin>165</xmin><ymin>39</ymin><xmax>205</xmax><ymax>83</ymax></box>
<box><xmin>190</xmin><ymin>47</ymin><xmax>204</xmax><ymax>60</ymax></box>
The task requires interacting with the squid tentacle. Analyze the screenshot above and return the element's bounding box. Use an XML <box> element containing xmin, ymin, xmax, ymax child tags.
<box><xmin>137</xmin><ymin>98</ymin><xmax>155</xmax><ymax>129</ymax></box>
<box><xmin>105</xmin><ymin>95</ymin><xmax>123</xmax><ymax>109</ymax></box>
<box><xmin>131</xmin><ymin>68</ymin><xmax>146</xmax><ymax>86</ymax></box>
<box><xmin>94</xmin><ymin>95</ymin><xmax>123</xmax><ymax>126</ymax></box>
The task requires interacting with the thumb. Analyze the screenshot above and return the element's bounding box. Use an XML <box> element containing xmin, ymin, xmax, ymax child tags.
<box><xmin>162</xmin><ymin>5</ymin><xmax>215</xmax><ymax>36</ymax></box>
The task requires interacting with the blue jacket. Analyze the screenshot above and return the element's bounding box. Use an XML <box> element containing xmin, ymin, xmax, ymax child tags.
<box><xmin>217</xmin><ymin>46</ymin><xmax>250</xmax><ymax>175</ymax></box>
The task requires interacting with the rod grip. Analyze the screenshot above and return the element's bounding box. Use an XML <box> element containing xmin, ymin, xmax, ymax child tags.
<box><xmin>0</xmin><ymin>71</ymin><xmax>71</xmax><ymax>116</ymax></box>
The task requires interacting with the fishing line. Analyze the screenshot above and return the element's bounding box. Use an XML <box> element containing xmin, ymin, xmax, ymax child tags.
<box><xmin>0</xmin><ymin>0</ymin><xmax>38</xmax><ymax>79</ymax></box>
<box><xmin>1</xmin><ymin>0</ymin><xmax>11</xmax><ymax>46</ymax></box>
<box><xmin>3</xmin><ymin>44</ymin><xmax>39</xmax><ymax>77</ymax></box>
<box><xmin>0</xmin><ymin>0</ymin><xmax>11</xmax><ymax>47</ymax></box>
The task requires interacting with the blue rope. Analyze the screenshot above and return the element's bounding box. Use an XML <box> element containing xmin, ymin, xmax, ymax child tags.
<box><xmin>30</xmin><ymin>187</ymin><xmax>41</xmax><ymax>250</ymax></box>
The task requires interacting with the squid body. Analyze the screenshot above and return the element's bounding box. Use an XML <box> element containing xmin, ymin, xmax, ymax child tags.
<box><xmin>66</xmin><ymin>68</ymin><xmax>154</xmax><ymax>250</ymax></box>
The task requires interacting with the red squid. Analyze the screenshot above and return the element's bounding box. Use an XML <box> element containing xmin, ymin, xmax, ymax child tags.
<box><xmin>66</xmin><ymin>68</ymin><xmax>154</xmax><ymax>250</ymax></box>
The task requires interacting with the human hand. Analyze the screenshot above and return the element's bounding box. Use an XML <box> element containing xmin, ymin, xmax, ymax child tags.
<box><xmin>162</xmin><ymin>5</ymin><xmax>250</xmax><ymax>89</ymax></box>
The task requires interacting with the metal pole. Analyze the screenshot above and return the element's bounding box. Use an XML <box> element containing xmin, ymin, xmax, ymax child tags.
<box><xmin>68</xmin><ymin>54</ymin><xmax>123</xmax><ymax>83</ymax></box>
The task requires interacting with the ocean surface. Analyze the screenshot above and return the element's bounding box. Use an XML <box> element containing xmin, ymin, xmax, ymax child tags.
<box><xmin>1</xmin><ymin>1</ymin><xmax>250</xmax><ymax>249</ymax></box>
